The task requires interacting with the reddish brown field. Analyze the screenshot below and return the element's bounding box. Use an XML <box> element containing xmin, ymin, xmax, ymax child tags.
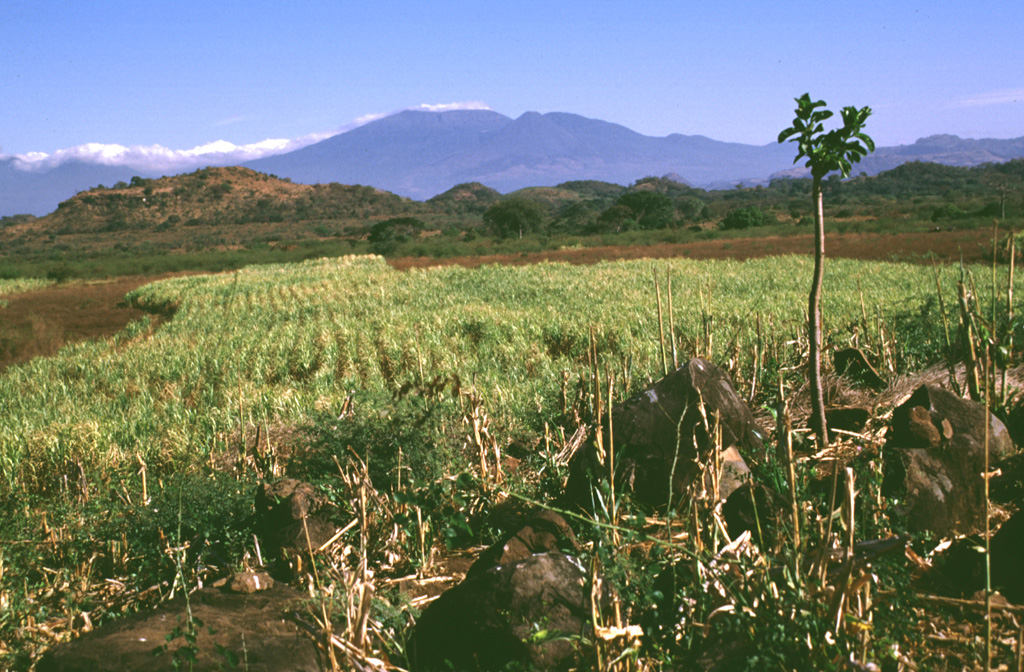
<box><xmin>0</xmin><ymin>228</ymin><xmax>1000</xmax><ymax>372</ymax></box>
<box><xmin>389</xmin><ymin>228</ymin><xmax>999</xmax><ymax>270</ymax></box>
<box><xmin>0</xmin><ymin>274</ymin><xmax>191</xmax><ymax>373</ymax></box>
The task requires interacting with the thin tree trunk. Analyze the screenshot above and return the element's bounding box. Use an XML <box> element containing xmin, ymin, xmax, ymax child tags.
<box><xmin>809</xmin><ymin>176</ymin><xmax>828</xmax><ymax>446</ymax></box>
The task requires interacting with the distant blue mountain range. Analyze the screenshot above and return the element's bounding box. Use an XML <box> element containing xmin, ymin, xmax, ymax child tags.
<box><xmin>3</xmin><ymin>110</ymin><xmax>1022</xmax><ymax>217</ymax></box>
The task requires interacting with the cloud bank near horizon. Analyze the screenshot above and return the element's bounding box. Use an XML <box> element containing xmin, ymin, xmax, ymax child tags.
<box><xmin>2</xmin><ymin>101</ymin><xmax>493</xmax><ymax>174</ymax></box>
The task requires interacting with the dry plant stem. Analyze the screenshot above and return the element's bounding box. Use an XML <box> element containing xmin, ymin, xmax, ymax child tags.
<box><xmin>776</xmin><ymin>388</ymin><xmax>801</xmax><ymax>563</ymax></box>
<box><xmin>1017</xmin><ymin>618</ymin><xmax>1023</xmax><ymax>672</ymax></box>
<box><xmin>414</xmin><ymin>325</ymin><xmax>424</xmax><ymax>385</ymax></box>
<box><xmin>607</xmin><ymin>370</ymin><xmax>618</xmax><ymax>535</ymax></box>
<box><xmin>667</xmin><ymin>270</ymin><xmax>678</xmax><ymax>369</ymax></box>
<box><xmin>1005</xmin><ymin>231</ymin><xmax>1016</xmax><ymax>407</ymax></box>
<box><xmin>984</xmin><ymin>348</ymin><xmax>992</xmax><ymax>670</ymax></box>
<box><xmin>238</xmin><ymin>380</ymin><xmax>245</xmax><ymax>457</ymax></box>
<box><xmin>958</xmin><ymin>272</ymin><xmax>983</xmax><ymax>402</ymax></box>
<box><xmin>136</xmin><ymin>454</ymin><xmax>148</xmax><ymax>505</ymax></box>
<box><xmin>858</xmin><ymin>278</ymin><xmax>868</xmax><ymax>337</ymax></box>
<box><xmin>933</xmin><ymin>261</ymin><xmax>960</xmax><ymax>395</ymax></box>
<box><xmin>829</xmin><ymin>467</ymin><xmax>857</xmax><ymax>633</ymax></box>
<box><xmin>592</xmin><ymin>331</ymin><xmax>605</xmax><ymax>463</ymax></box>
<box><xmin>303</xmin><ymin>516</ymin><xmax>340</xmax><ymax>671</ymax></box>
<box><xmin>819</xmin><ymin>456</ymin><xmax>842</xmax><ymax>584</ymax></box>
<box><xmin>655</xmin><ymin>272</ymin><xmax>668</xmax><ymax>376</ymax></box>
<box><xmin>590</xmin><ymin>556</ymin><xmax>605</xmax><ymax>671</ymax></box>
<box><xmin>749</xmin><ymin>313</ymin><xmax>762</xmax><ymax>404</ymax></box>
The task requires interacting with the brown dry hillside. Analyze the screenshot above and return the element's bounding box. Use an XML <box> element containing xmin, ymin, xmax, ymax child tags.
<box><xmin>0</xmin><ymin>167</ymin><xmax>415</xmax><ymax>255</ymax></box>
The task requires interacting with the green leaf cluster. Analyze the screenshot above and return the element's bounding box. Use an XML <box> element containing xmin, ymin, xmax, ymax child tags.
<box><xmin>778</xmin><ymin>93</ymin><xmax>875</xmax><ymax>180</ymax></box>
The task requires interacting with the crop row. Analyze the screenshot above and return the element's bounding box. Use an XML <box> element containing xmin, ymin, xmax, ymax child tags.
<box><xmin>0</xmin><ymin>253</ymin><xmax>1011</xmax><ymax>501</ymax></box>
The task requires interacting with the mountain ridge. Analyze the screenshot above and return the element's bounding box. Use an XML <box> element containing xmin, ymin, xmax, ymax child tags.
<box><xmin>3</xmin><ymin>109</ymin><xmax>1023</xmax><ymax>217</ymax></box>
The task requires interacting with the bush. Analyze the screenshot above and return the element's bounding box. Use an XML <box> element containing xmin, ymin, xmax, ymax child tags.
<box><xmin>46</xmin><ymin>263</ymin><xmax>73</xmax><ymax>283</ymax></box>
<box><xmin>721</xmin><ymin>206</ymin><xmax>775</xmax><ymax>230</ymax></box>
<box><xmin>483</xmin><ymin>199</ymin><xmax>546</xmax><ymax>239</ymax></box>
<box><xmin>931</xmin><ymin>203</ymin><xmax>967</xmax><ymax>222</ymax></box>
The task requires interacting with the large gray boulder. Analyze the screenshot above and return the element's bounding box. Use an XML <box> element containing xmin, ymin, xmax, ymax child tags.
<box><xmin>567</xmin><ymin>358</ymin><xmax>765</xmax><ymax>509</ymax></box>
<box><xmin>883</xmin><ymin>384</ymin><xmax>1014</xmax><ymax>535</ymax></box>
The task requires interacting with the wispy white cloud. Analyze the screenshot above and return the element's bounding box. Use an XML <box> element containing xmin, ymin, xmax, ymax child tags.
<box><xmin>411</xmin><ymin>101</ymin><xmax>491</xmax><ymax>113</ymax></box>
<box><xmin>213</xmin><ymin>114</ymin><xmax>258</xmax><ymax>127</ymax></box>
<box><xmin>334</xmin><ymin>101</ymin><xmax>492</xmax><ymax>133</ymax></box>
<box><xmin>6</xmin><ymin>135</ymin><xmax>326</xmax><ymax>173</ymax></box>
<box><xmin>2</xmin><ymin>101</ymin><xmax>493</xmax><ymax>174</ymax></box>
<box><xmin>953</xmin><ymin>89</ymin><xmax>1024</xmax><ymax>108</ymax></box>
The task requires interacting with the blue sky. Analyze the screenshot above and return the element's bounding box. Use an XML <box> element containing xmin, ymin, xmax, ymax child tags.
<box><xmin>2</xmin><ymin>0</ymin><xmax>1022</xmax><ymax>170</ymax></box>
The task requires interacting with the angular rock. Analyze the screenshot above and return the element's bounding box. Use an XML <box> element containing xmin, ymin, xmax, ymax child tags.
<box><xmin>883</xmin><ymin>385</ymin><xmax>1014</xmax><ymax>535</ymax></box>
<box><xmin>36</xmin><ymin>585</ymin><xmax>321</xmax><ymax>672</ymax></box>
<box><xmin>991</xmin><ymin>510</ymin><xmax>1024</xmax><ymax>604</ymax></box>
<box><xmin>927</xmin><ymin>511</ymin><xmax>1024</xmax><ymax>603</ymax></box>
<box><xmin>254</xmin><ymin>478</ymin><xmax>337</xmax><ymax>558</ymax></box>
<box><xmin>227</xmin><ymin>571</ymin><xmax>275</xmax><ymax>594</ymax></box>
<box><xmin>833</xmin><ymin>347</ymin><xmax>886</xmax><ymax>390</ymax></box>
<box><xmin>467</xmin><ymin>509</ymin><xmax>580</xmax><ymax>578</ymax></box>
<box><xmin>408</xmin><ymin>552</ymin><xmax>588</xmax><ymax>672</ymax></box>
<box><xmin>825</xmin><ymin>406</ymin><xmax>871</xmax><ymax>440</ymax></box>
<box><xmin>716</xmin><ymin>445</ymin><xmax>751</xmax><ymax>501</ymax></box>
<box><xmin>566</xmin><ymin>358</ymin><xmax>765</xmax><ymax>508</ymax></box>
<box><xmin>722</xmin><ymin>482</ymin><xmax>784</xmax><ymax>549</ymax></box>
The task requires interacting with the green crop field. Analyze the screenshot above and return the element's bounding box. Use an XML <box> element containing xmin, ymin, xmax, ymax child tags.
<box><xmin>1</xmin><ymin>253</ymin><xmax>1019</xmax><ymax>669</ymax></box>
<box><xmin>0</xmin><ymin>254</ymin><xmax>974</xmax><ymax>498</ymax></box>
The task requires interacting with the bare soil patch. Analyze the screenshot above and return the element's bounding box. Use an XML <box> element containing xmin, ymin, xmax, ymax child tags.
<box><xmin>388</xmin><ymin>228</ymin><xmax>999</xmax><ymax>270</ymax></box>
<box><xmin>0</xmin><ymin>273</ymin><xmax>196</xmax><ymax>373</ymax></box>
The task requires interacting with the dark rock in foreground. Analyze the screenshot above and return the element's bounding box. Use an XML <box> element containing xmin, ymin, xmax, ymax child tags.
<box><xmin>36</xmin><ymin>584</ymin><xmax>321</xmax><ymax>672</ymax></box>
<box><xmin>409</xmin><ymin>552</ymin><xmax>588</xmax><ymax>671</ymax></box>
<box><xmin>991</xmin><ymin>510</ymin><xmax>1024</xmax><ymax>603</ymax></box>
<box><xmin>254</xmin><ymin>478</ymin><xmax>338</xmax><ymax>577</ymax></box>
<box><xmin>467</xmin><ymin>509</ymin><xmax>580</xmax><ymax>578</ymax></box>
<box><xmin>722</xmin><ymin>482</ymin><xmax>784</xmax><ymax>549</ymax></box>
<box><xmin>566</xmin><ymin>358</ymin><xmax>765</xmax><ymax>509</ymax></box>
<box><xmin>883</xmin><ymin>384</ymin><xmax>1014</xmax><ymax>535</ymax></box>
<box><xmin>833</xmin><ymin>347</ymin><xmax>886</xmax><ymax>390</ymax></box>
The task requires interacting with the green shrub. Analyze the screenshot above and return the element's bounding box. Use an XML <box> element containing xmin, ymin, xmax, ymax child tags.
<box><xmin>721</xmin><ymin>206</ymin><xmax>776</xmax><ymax>230</ymax></box>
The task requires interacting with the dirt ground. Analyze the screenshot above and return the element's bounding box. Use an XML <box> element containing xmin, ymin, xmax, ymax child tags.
<box><xmin>0</xmin><ymin>228</ymin><xmax>1002</xmax><ymax>372</ymax></box>
<box><xmin>390</xmin><ymin>228</ymin><xmax>1001</xmax><ymax>270</ymax></box>
<box><xmin>0</xmin><ymin>273</ymin><xmax>191</xmax><ymax>373</ymax></box>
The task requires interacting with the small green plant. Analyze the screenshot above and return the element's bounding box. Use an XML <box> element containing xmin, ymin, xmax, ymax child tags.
<box><xmin>779</xmin><ymin>92</ymin><xmax>875</xmax><ymax>445</ymax></box>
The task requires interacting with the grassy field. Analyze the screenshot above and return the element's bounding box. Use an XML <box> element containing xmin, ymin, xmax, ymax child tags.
<box><xmin>0</xmin><ymin>254</ymin><xmax>968</xmax><ymax>498</ymax></box>
<box><xmin>1</xmin><ymin>252</ymin><xmax>1020</xmax><ymax>668</ymax></box>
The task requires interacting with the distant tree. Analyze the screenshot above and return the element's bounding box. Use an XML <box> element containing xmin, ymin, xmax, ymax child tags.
<box><xmin>596</xmin><ymin>204</ymin><xmax>635</xmax><ymax>232</ymax></box>
<box><xmin>483</xmin><ymin>198</ymin><xmax>546</xmax><ymax>239</ymax></box>
<box><xmin>550</xmin><ymin>201</ymin><xmax>600</xmax><ymax>233</ymax></box>
<box><xmin>676</xmin><ymin>196</ymin><xmax>707</xmax><ymax>221</ymax></box>
<box><xmin>779</xmin><ymin>93</ymin><xmax>874</xmax><ymax>445</ymax></box>
<box><xmin>983</xmin><ymin>171</ymin><xmax>1022</xmax><ymax>220</ymax></box>
<box><xmin>367</xmin><ymin>217</ymin><xmax>425</xmax><ymax>255</ymax></box>
<box><xmin>931</xmin><ymin>203</ymin><xmax>967</xmax><ymax>222</ymax></box>
<box><xmin>616</xmin><ymin>191</ymin><xmax>675</xmax><ymax>229</ymax></box>
<box><xmin>721</xmin><ymin>205</ymin><xmax>775</xmax><ymax>230</ymax></box>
